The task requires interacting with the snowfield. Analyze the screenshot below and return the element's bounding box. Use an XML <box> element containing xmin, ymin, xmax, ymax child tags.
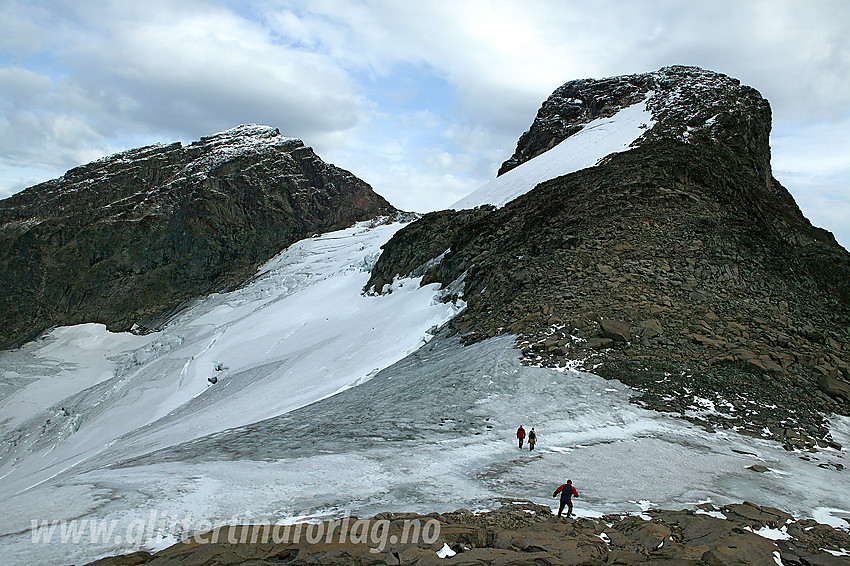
<box><xmin>0</xmin><ymin>219</ymin><xmax>464</xmax><ymax>560</ymax></box>
<box><xmin>450</xmin><ymin>96</ymin><xmax>654</xmax><ymax>210</ymax></box>
<box><xmin>0</xmin><ymin>220</ymin><xmax>463</xmax><ymax>494</ymax></box>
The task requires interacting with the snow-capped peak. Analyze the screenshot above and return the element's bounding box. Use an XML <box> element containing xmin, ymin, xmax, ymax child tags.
<box><xmin>182</xmin><ymin>124</ymin><xmax>303</xmax><ymax>175</ymax></box>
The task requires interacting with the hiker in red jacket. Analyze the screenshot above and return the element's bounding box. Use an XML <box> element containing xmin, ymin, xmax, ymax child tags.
<box><xmin>553</xmin><ymin>480</ymin><xmax>578</xmax><ymax>518</ymax></box>
<box><xmin>516</xmin><ymin>426</ymin><xmax>526</xmax><ymax>449</ymax></box>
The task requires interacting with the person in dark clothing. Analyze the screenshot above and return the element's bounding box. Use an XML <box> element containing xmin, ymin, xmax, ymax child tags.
<box><xmin>553</xmin><ymin>480</ymin><xmax>578</xmax><ymax>518</ymax></box>
<box><xmin>528</xmin><ymin>427</ymin><xmax>536</xmax><ymax>450</ymax></box>
<box><xmin>516</xmin><ymin>426</ymin><xmax>525</xmax><ymax>449</ymax></box>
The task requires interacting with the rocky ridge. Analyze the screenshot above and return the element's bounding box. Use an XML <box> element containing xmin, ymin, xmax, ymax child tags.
<box><xmin>366</xmin><ymin>66</ymin><xmax>850</xmax><ymax>447</ymax></box>
<box><xmin>0</xmin><ymin>125</ymin><xmax>396</xmax><ymax>348</ymax></box>
<box><xmin>87</xmin><ymin>501</ymin><xmax>850</xmax><ymax>566</ymax></box>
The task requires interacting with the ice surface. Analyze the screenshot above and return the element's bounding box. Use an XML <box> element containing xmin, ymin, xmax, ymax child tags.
<box><xmin>0</xmin><ymin>325</ymin><xmax>149</xmax><ymax>429</ymax></box>
<box><xmin>3</xmin><ymin>330</ymin><xmax>848</xmax><ymax>565</ymax></box>
<box><xmin>450</xmin><ymin>97</ymin><xmax>654</xmax><ymax>210</ymax></box>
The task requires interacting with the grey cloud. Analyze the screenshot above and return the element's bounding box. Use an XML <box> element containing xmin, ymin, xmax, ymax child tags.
<box><xmin>0</xmin><ymin>0</ymin><xmax>365</xmax><ymax>188</ymax></box>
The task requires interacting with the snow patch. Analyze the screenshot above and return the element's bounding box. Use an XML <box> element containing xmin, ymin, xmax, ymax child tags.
<box><xmin>812</xmin><ymin>507</ymin><xmax>850</xmax><ymax>529</ymax></box>
<box><xmin>694</xmin><ymin>508</ymin><xmax>727</xmax><ymax>519</ymax></box>
<box><xmin>436</xmin><ymin>543</ymin><xmax>456</xmax><ymax>558</ymax></box>
<box><xmin>451</xmin><ymin>96</ymin><xmax>654</xmax><ymax>210</ymax></box>
<box><xmin>749</xmin><ymin>525</ymin><xmax>791</xmax><ymax>541</ymax></box>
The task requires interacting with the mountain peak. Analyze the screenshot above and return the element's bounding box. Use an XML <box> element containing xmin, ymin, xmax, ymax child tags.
<box><xmin>498</xmin><ymin>65</ymin><xmax>769</xmax><ymax>178</ymax></box>
<box><xmin>369</xmin><ymin>66</ymin><xmax>850</xmax><ymax>447</ymax></box>
<box><xmin>191</xmin><ymin>123</ymin><xmax>302</xmax><ymax>154</ymax></box>
<box><xmin>453</xmin><ymin>65</ymin><xmax>774</xmax><ymax>212</ymax></box>
<box><xmin>180</xmin><ymin>124</ymin><xmax>304</xmax><ymax>180</ymax></box>
<box><xmin>0</xmin><ymin>126</ymin><xmax>396</xmax><ymax>348</ymax></box>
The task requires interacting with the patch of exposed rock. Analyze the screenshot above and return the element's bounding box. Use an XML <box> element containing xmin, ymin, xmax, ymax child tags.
<box><xmin>0</xmin><ymin>125</ymin><xmax>396</xmax><ymax>348</ymax></box>
<box><xmin>87</xmin><ymin>501</ymin><xmax>850</xmax><ymax>565</ymax></box>
<box><xmin>365</xmin><ymin>67</ymin><xmax>850</xmax><ymax>447</ymax></box>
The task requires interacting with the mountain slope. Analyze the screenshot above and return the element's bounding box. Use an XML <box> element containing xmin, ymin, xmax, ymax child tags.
<box><xmin>0</xmin><ymin>125</ymin><xmax>396</xmax><ymax>349</ymax></box>
<box><xmin>367</xmin><ymin>66</ymin><xmax>850</xmax><ymax>444</ymax></box>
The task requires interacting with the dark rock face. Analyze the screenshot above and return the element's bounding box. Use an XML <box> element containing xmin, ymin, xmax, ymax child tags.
<box><xmin>498</xmin><ymin>65</ymin><xmax>772</xmax><ymax>184</ymax></box>
<box><xmin>87</xmin><ymin>501</ymin><xmax>850</xmax><ymax>565</ymax></box>
<box><xmin>0</xmin><ymin>125</ymin><xmax>396</xmax><ymax>348</ymax></box>
<box><xmin>366</xmin><ymin>66</ymin><xmax>850</xmax><ymax>445</ymax></box>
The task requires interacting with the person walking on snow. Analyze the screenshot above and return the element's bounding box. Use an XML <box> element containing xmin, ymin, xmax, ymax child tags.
<box><xmin>528</xmin><ymin>427</ymin><xmax>537</xmax><ymax>450</ymax></box>
<box><xmin>553</xmin><ymin>480</ymin><xmax>578</xmax><ymax>518</ymax></box>
<box><xmin>516</xmin><ymin>426</ymin><xmax>526</xmax><ymax>449</ymax></box>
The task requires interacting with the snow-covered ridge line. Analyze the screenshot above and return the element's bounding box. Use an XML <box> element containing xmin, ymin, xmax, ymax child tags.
<box><xmin>183</xmin><ymin>124</ymin><xmax>303</xmax><ymax>175</ymax></box>
<box><xmin>450</xmin><ymin>96</ymin><xmax>654</xmax><ymax>210</ymax></box>
<box><xmin>61</xmin><ymin>124</ymin><xmax>302</xmax><ymax>182</ymax></box>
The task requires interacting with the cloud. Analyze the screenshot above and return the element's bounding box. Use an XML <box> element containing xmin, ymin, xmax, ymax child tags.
<box><xmin>0</xmin><ymin>0</ymin><xmax>363</xmax><ymax>184</ymax></box>
<box><xmin>771</xmin><ymin>114</ymin><xmax>850</xmax><ymax>249</ymax></box>
<box><xmin>85</xmin><ymin>3</ymin><xmax>359</xmax><ymax>136</ymax></box>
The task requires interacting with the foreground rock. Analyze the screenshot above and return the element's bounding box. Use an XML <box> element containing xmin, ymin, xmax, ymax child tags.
<box><xmin>366</xmin><ymin>66</ymin><xmax>850</xmax><ymax>446</ymax></box>
<box><xmin>0</xmin><ymin>125</ymin><xmax>396</xmax><ymax>348</ymax></box>
<box><xmin>88</xmin><ymin>501</ymin><xmax>850</xmax><ymax>565</ymax></box>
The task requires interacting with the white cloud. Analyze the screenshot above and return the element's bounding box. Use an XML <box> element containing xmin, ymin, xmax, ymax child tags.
<box><xmin>771</xmin><ymin>115</ymin><xmax>850</xmax><ymax>249</ymax></box>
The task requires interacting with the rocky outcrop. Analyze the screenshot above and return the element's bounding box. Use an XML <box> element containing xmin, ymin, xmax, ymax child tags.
<box><xmin>366</xmin><ymin>67</ymin><xmax>850</xmax><ymax>445</ymax></box>
<box><xmin>0</xmin><ymin>125</ymin><xmax>396</xmax><ymax>348</ymax></box>
<box><xmin>87</xmin><ymin>501</ymin><xmax>850</xmax><ymax>565</ymax></box>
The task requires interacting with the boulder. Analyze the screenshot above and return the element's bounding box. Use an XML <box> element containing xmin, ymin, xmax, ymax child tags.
<box><xmin>600</xmin><ymin>319</ymin><xmax>631</xmax><ymax>342</ymax></box>
<box><xmin>818</xmin><ymin>374</ymin><xmax>850</xmax><ymax>402</ymax></box>
<box><xmin>699</xmin><ymin>531</ymin><xmax>783</xmax><ymax>566</ymax></box>
<box><xmin>586</xmin><ymin>337</ymin><xmax>614</xmax><ymax>350</ymax></box>
<box><xmin>721</xmin><ymin>502</ymin><xmax>792</xmax><ymax>528</ymax></box>
<box><xmin>640</xmin><ymin>319</ymin><xmax>663</xmax><ymax>338</ymax></box>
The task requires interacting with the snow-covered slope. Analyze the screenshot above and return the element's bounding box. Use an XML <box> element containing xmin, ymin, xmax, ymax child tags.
<box><xmin>0</xmin><ymin>219</ymin><xmax>462</xmax><ymax>501</ymax></box>
<box><xmin>450</xmin><ymin>96</ymin><xmax>654</xmax><ymax>210</ymax></box>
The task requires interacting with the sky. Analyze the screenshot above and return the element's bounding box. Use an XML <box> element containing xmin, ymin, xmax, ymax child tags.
<box><xmin>1</xmin><ymin>0</ymin><xmax>848</xmax><ymax>249</ymax></box>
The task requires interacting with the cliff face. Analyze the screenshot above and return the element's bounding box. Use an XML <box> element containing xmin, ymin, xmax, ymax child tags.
<box><xmin>367</xmin><ymin>66</ymin><xmax>850</xmax><ymax>445</ymax></box>
<box><xmin>0</xmin><ymin>125</ymin><xmax>396</xmax><ymax>348</ymax></box>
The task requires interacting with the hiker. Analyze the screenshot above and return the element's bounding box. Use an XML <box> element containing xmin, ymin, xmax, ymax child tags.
<box><xmin>528</xmin><ymin>427</ymin><xmax>536</xmax><ymax>450</ymax></box>
<box><xmin>553</xmin><ymin>480</ymin><xmax>578</xmax><ymax>518</ymax></box>
<box><xmin>516</xmin><ymin>426</ymin><xmax>526</xmax><ymax>449</ymax></box>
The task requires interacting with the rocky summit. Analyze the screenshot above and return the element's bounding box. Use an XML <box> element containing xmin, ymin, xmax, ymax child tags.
<box><xmin>367</xmin><ymin>66</ymin><xmax>850</xmax><ymax>446</ymax></box>
<box><xmin>0</xmin><ymin>125</ymin><xmax>395</xmax><ymax>348</ymax></box>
